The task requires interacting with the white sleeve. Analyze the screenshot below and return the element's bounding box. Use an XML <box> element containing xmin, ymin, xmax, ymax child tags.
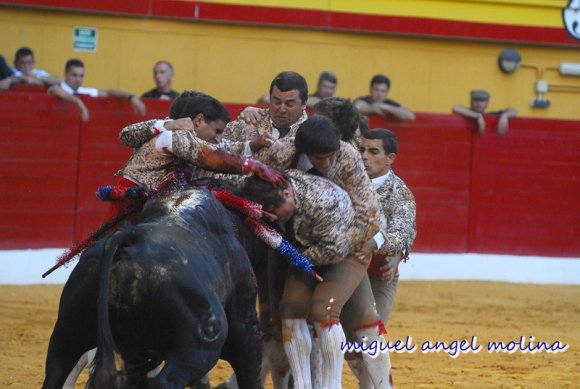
<box><xmin>242</xmin><ymin>141</ymin><xmax>252</xmax><ymax>157</ymax></box>
<box><xmin>151</xmin><ymin>120</ymin><xmax>169</xmax><ymax>135</ymax></box>
<box><xmin>155</xmin><ymin>131</ymin><xmax>173</xmax><ymax>155</ymax></box>
<box><xmin>372</xmin><ymin>231</ymin><xmax>386</xmax><ymax>251</ymax></box>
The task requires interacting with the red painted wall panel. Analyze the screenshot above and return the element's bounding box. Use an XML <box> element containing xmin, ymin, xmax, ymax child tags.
<box><xmin>0</xmin><ymin>92</ymin><xmax>578</xmax><ymax>257</ymax></box>
<box><xmin>469</xmin><ymin>116</ymin><xmax>580</xmax><ymax>257</ymax></box>
<box><xmin>0</xmin><ymin>91</ymin><xmax>80</xmax><ymax>249</ymax></box>
<box><xmin>369</xmin><ymin>115</ymin><xmax>473</xmax><ymax>253</ymax></box>
<box><xmin>74</xmin><ymin>98</ymin><xmax>171</xmax><ymax>242</ymax></box>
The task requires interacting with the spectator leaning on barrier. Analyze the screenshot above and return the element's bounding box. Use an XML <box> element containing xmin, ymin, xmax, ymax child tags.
<box><xmin>306</xmin><ymin>71</ymin><xmax>338</xmax><ymax>107</ymax></box>
<box><xmin>141</xmin><ymin>60</ymin><xmax>179</xmax><ymax>100</ymax></box>
<box><xmin>452</xmin><ymin>89</ymin><xmax>518</xmax><ymax>135</ymax></box>
<box><xmin>48</xmin><ymin>58</ymin><xmax>146</xmax><ymax>121</ymax></box>
<box><xmin>5</xmin><ymin>47</ymin><xmax>60</xmax><ymax>88</ymax></box>
<box><xmin>354</xmin><ymin>74</ymin><xmax>415</xmax><ymax>122</ymax></box>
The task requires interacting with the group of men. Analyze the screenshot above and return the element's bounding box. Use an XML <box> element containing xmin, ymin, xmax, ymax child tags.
<box><xmin>105</xmin><ymin>71</ymin><xmax>417</xmax><ymax>389</ymax></box>
<box><xmin>254</xmin><ymin>71</ymin><xmax>416</xmax><ymax>124</ymax></box>
<box><xmin>57</xmin><ymin>70</ymin><xmax>417</xmax><ymax>388</ymax></box>
<box><xmin>1</xmin><ymin>46</ymin><xmax>516</xmax><ymax>134</ymax></box>
<box><xmin>0</xmin><ymin>47</ymin><xmax>179</xmax><ymax>121</ymax></box>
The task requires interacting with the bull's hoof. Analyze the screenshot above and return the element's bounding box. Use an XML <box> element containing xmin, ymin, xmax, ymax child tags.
<box><xmin>212</xmin><ymin>383</ymin><xmax>230</xmax><ymax>389</ymax></box>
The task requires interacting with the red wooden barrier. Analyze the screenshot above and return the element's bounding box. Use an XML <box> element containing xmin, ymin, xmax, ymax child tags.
<box><xmin>369</xmin><ymin>115</ymin><xmax>474</xmax><ymax>253</ymax></box>
<box><xmin>74</xmin><ymin>97</ymin><xmax>171</xmax><ymax>241</ymax></box>
<box><xmin>468</xmin><ymin>116</ymin><xmax>580</xmax><ymax>256</ymax></box>
<box><xmin>0</xmin><ymin>91</ymin><xmax>79</xmax><ymax>248</ymax></box>
<box><xmin>0</xmin><ymin>92</ymin><xmax>578</xmax><ymax>257</ymax></box>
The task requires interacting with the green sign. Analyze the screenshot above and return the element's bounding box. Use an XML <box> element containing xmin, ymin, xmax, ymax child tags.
<box><xmin>73</xmin><ymin>27</ymin><xmax>97</xmax><ymax>52</ymax></box>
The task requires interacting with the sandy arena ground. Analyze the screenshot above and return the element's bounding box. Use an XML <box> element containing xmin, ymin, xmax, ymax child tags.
<box><xmin>1</xmin><ymin>281</ymin><xmax>578</xmax><ymax>388</ymax></box>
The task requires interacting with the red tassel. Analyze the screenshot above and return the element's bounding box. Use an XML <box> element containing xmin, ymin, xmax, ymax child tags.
<box><xmin>353</xmin><ymin>320</ymin><xmax>388</xmax><ymax>335</ymax></box>
<box><xmin>42</xmin><ymin>203</ymin><xmax>141</xmax><ymax>278</ymax></box>
<box><xmin>317</xmin><ymin>319</ymin><xmax>340</xmax><ymax>329</ymax></box>
<box><xmin>210</xmin><ymin>189</ymin><xmax>263</xmax><ymax>219</ymax></box>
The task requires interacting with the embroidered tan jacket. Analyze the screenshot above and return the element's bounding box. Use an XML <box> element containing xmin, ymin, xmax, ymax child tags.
<box><xmin>252</xmin><ymin>139</ymin><xmax>380</xmax><ymax>249</ymax></box>
<box><xmin>223</xmin><ymin>108</ymin><xmax>308</xmax><ymax>144</ymax></box>
<box><xmin>375</xmin><ymin>171</ymin><xmax>417</xmax><ymax>256</ymax></box>
<box><xmin>285</xmin><ymin>169</ymin><xmax>355</xmax><ymax>266</ymax></box>
<box><xmin>119</xmin><ymin>118</ymin><xmax>246</xmax><ymax>155</ymax></box>
<box><xmin>116</xmin><ymin>120</ymin><xmax>245</xmax><ymax>188</ymax></box>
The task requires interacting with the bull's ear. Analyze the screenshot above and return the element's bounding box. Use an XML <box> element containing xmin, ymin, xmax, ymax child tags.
<box><xmin>197</xmin><ymin>307</ymin><xmax>223</xmax><ymax>343</ymax></box>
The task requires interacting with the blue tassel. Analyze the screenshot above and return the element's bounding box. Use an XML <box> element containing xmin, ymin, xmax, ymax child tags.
<box><xmin>277</xmin><ymin>239</ymin><xmax>315</xmax><ymax>275</ymax></box>
<box><xmin>96</xmin><ymin>186</ymin><xmax>113</xmax><ymax>201</ymax></box>
<box><xmin>126</xmin><ymin>187</ymin><xmax>146</xmax><ymax>199</ymax></box>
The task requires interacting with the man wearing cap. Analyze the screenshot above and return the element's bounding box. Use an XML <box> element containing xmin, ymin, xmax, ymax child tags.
<box><xmin>453</xmin><ymin>89</ymin><xmax>518</xmax><ymax>135</ymax></box>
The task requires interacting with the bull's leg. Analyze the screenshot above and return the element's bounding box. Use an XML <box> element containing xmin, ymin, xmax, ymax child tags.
<box><xmin>42</xmin><ymin>255</ymin><xmax>100</xmax><ymax>389</ymax></box>
<box><xmin>221</xmin><ymin>286</ymin><xmax>262</xmax><ymax>389</ymax></box>
<box><xmin>62</xmin><ymin>348</ymin><xmax>96</xmax><ymax>388</ymax></box>
<box><xmin>42</xmin><ymin>315</ymin><xmax>97</xmax><ymax>389</ymax></box>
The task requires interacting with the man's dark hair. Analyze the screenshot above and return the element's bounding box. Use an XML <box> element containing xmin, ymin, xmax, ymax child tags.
<box><xmin>65</xmin><ymin>59</ymin><xmax>85</xmax><ymax>73</ymax></box>
<box><xmin>363</xmin><ymin>128</ymin><xmax>398</xmax><ymax>154</ymax></box>
<box><xmin>170</xmin><ymin>90</ymin><xmax>231</xmax><ymax>123</ymax></box>
<box><xmin>155</xmin><ymin>60</ymin><xmax>174</xmax><ymax>73</ymax></box>
<box><xmin>14</xmin><ymin>47</ymin><xmax>34</xmax><ymax>62</ymax></box>
<box><xmin>358</xmin><ymin>113</ymin><xmax>369</xmax><ymax>136</ymax></box>
<box><xmin>318</xmin><ymin>71</ymin><xmax>337</xmax><ymax>86</ymax></box>
<box><xmin>240</xmin><ymin>174</ymin><xmax>289</xmax><ymax>211</ymax></box>
<box><xmin>295</xmin><ymin>115</ymin><xmax>341</xmax><ymax>156</ymax></box>
<box><xmin>269</xmin><ymin>71</ymin><xmax>308</xmax><ymax>104</ymax></box>
<box><xmin>370</xmin><ymin>74</ymin><xmax>391</xmax><ymax>89</ymax></box>
<box><xmin>314</xmin><ymin>97</ymin><xmax>359</xmax><ymax>142</ymax></box>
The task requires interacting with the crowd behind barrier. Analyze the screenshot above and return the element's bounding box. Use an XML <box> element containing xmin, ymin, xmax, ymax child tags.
<box><xmin>0</xmin><ymin>87</ymin><xmax>578</xmax><ymax>257</ymax></box>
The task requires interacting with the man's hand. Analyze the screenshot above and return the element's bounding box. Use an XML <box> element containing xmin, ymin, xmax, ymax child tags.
<box><xmin>377</xmin><ymin>253</ymin><xmax>403</xmax><ymax>282</ymax></box>
<box><xmin>476</xmin><ymin>113</ymin><xmax>486</xmax><ymax>134</ymax></box>
<box><xmin>164</xmin><ymin>117</ymin><xmax>195</xmax><ymax>132</ymax></box>
<box><xmin>242</xmin><ymin>159</ymin><xmax>287</xmax><ymax>187</ymax></box>
<box><xmin>250</xmin><ymin>131</ymin><xmax>273</xmax><ymax>152</ymax></box>
<box><xmin>239</xmin><ymin>106</ymin><xmax>264</xmax><ymax>125</ymax></box>
<box><xmin>78</xmin><ymin>101</ymin><xmax>90</xmax><ymax>122</ymax></box>
<box><xmin>370</xmin><ymin>103</ymin><xmax>386</xmax><ymax>115</ymax></box>
<box><xmin>261</xmin><ymin>209</ymin><xmax>279</xmax><ymax>223</ymax></box>
<box><xmin>130</xmin><ymin>96</ymin><xmax>147</xmax><ymax>116</ymax></box>
<box><xmin>23</xmin><ymin>75</ymin><xmax>44</xmax><ymax>86</ymax></box>
<box><xmin>355</xmin><ymin>237</ymin><xmax>378</xmax><ymax>262</ymax></box>
<box><xmin>497</xmin><ymin>114</ymin><xmax>509</xmax><ymax>135</ymax></box>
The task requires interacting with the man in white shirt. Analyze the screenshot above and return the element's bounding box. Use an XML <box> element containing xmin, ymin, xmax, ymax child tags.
<box><xmin>48</xmin><ymin>58</ymin><xmax>146</xmax><ymax>121</ymax></box>
<box><xmin>6</xmin><ymin>47</ymin><xmax>60</xmax><ymax>88</ymax></box>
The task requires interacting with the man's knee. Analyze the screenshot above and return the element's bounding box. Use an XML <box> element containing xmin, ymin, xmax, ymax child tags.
<box><xmin>310</xmin><ymin>298</ymin><xmax>343</xmax><ymax>324</ymax></box>
<box><xmin>279</xmin><ymin>299</ymin><xmax>309</xmax><ymax>319</ymax></box>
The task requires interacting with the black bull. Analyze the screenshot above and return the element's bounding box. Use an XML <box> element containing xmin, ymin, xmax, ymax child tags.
<box><xmin>42</xmin><ymin>187</ymin><xmax>266</xmax><ymax>388</ymax></box>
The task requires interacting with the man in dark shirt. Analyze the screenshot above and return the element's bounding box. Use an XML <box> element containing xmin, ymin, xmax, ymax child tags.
<box><xmin>452</xmin><ymin>89</ymin><xmax>518</xmax><ymax>135</ymax></box>
<box><xmin>354</xmin><ymin>74</ymin><xmax>415</xmax><ymax>121</ymax></box>
<box><xmin>141</xmin><ymin>60</ymin><xmax>179</xmax><ymax>100</ymax></box>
